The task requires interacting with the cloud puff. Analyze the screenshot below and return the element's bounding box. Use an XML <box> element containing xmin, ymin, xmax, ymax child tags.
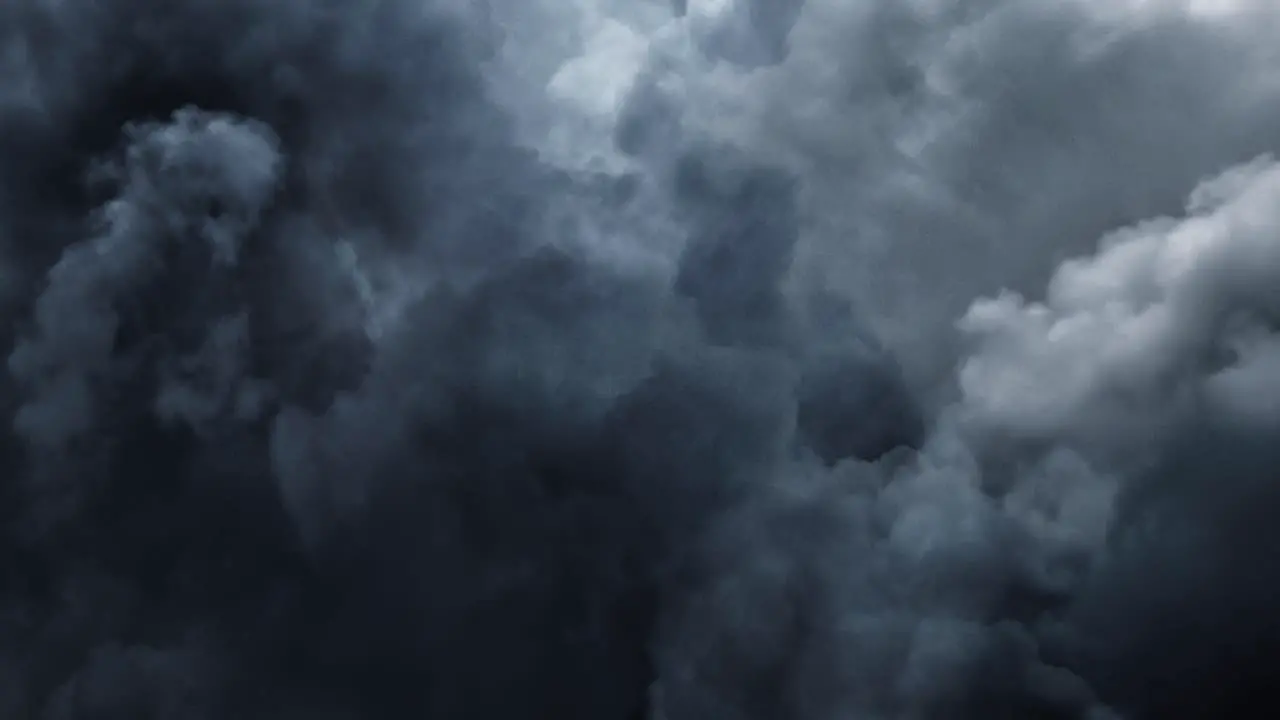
<box><xmin>959</xmin><ymin>155</ymin><xmax>1280</xmax><ymax>450</ymax></box>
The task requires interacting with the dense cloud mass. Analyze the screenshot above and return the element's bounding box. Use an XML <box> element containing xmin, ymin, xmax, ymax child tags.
<box><xmin>2</xmin><ymin>0</ymin><xmax>1279</xmax><ymax>717</ymax></box>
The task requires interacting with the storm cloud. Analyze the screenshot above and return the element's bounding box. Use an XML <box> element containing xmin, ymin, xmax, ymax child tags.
<box><xmin>1</xmin><ymin>0</ymin><xmax>1279</xmax><ymax>718</ymax></box>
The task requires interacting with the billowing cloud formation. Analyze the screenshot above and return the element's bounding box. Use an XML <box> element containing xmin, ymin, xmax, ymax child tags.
<box><xmin>960</xmin><ymin>155</ymin><xmax>1280</xmax><ymax>448</ymax></box>
<box><xmin>2</xmin><ymin>0</ymin><xmax>1280</xmax><ymax>718</ymax></box>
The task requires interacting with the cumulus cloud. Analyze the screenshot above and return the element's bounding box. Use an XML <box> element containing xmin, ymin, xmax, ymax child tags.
<box><xmin>959</xmin><ymin>154</ymin><xmax>1280</xmax><ymax>450</ymax></box>
<box><xmin>1</xmin><ymin>0</ymin><xmax>1279</xmax><ymax>718</ymax></box>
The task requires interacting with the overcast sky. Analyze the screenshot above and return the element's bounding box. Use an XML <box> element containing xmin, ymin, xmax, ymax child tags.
<box><xmin>1</xmin><ymin>1</ymin><xmax>1279</xmax><ymax>718</ymax></box>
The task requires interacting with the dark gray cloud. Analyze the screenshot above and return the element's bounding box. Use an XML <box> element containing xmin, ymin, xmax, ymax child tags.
<box><xmin>1</xmin><ymin>0</ymin><xmax>1278</xmax><ymax>718</ymax></box>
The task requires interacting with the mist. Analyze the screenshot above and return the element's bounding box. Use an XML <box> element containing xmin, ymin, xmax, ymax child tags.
<box><xmin>2</xmin><ymin>0</ymin><xmax>1279</xmax><ymax>718</ymax></box>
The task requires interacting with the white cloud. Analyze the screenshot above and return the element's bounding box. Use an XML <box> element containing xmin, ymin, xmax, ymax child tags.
<box><xmin>958</xmin><ymin>155</ymin><xmax>1280</xmax><ymax>448</ymax></box>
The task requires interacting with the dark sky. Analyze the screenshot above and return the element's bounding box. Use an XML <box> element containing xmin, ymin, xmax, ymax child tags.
<box><xmin>2</xmin><ymin>1</ymin><xmax>1279</xmax><ymax>718</ymax></box>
